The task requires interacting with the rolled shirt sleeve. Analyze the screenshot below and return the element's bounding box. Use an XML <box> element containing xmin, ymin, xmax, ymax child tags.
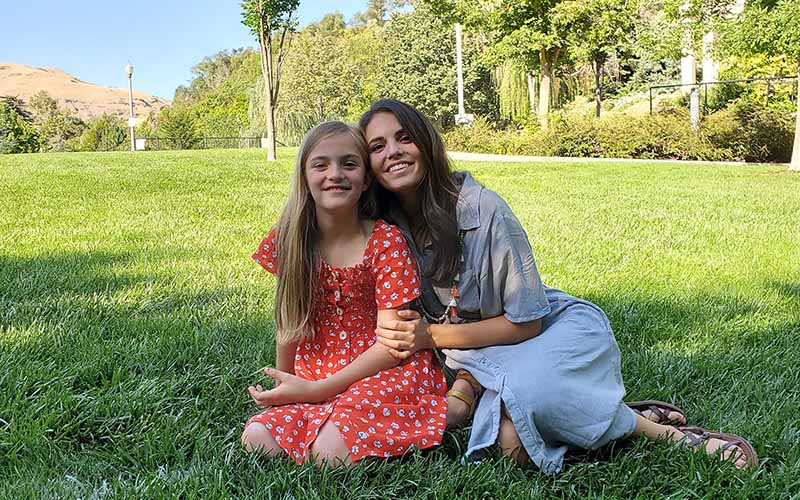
<box><xmin>479</xmin><ymin>202</ymin><xmax>551</xmax><ymax>323</ymax></box>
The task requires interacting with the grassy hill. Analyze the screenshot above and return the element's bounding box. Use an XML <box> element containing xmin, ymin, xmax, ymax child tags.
<box><xmin>1</xmin><ymin>150</ymin><xmax>799</xmax><ymax>498</ymax></box>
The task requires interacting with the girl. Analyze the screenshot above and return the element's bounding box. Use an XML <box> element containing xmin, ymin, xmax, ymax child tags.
<box><xmin>241</xmin><ymin>121</ymin><xmax>447</xmax><ymax>466</ymax></box>
<box><xmin>358</xmin><ymin>100</ymin><xmax>757</xmax><ymax>473</ymax></box>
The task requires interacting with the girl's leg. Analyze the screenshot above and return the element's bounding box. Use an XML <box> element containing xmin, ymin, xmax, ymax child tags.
<box><xmin>446</xmin><ymin>377</ymin><xmax>474</xmax><ymax>427</ymax></box>
<box><xmin>309</xmin><ymin>421</ymin><xmax>352</xmax><ymax>468</ymax></box>
<box><xmin>497</xmin><ymin>406</ymin><xmax>530</xmax><ymax>465</ymax></box>
<box><xmin>241</xmin><ymin>422</ymin><xmax>283</xmax><ymax>456</ymax></box>
<box><xmin>447</xmin><ymin>370</ymin><xmax>483</xmax><ymax>428</ymax></box>
<box><xmin>630</xmin><ymin>414</ymin><xmax>749</xmax><ymax>468</ymax></box>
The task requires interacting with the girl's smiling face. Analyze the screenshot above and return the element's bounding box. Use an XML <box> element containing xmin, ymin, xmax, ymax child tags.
<box><xmin>304</xmin><ymin>133</ymin><xmax>369</xmax><ymax>216</ymax></box>
<box><xmin>364</xmin><ymin>112</ymin><xmax>424</xmax><ymax>197</ymax></box>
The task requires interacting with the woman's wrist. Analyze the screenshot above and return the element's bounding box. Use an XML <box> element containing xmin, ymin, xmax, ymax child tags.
<box><xmin>427</xmin><ymin>322</ymin><xmax>442</xmax><ymax>349</ymax></box>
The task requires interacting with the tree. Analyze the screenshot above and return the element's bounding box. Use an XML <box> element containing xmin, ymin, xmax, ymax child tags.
<box><xmin>553</xmin><ymin>0</ymin><xmax>635</xmax><ymax>117</ymax></box>
<box><xmin>0</xmin><ymin>101</ymin><xmax>40</xmax><ymax>154</ymax></box>
<box><xmin>271</xmin><ymin>13</ymin><xmax>363</xmax><ymax>144</ymax></box>
<box><xmin>79</xmin><ymin>115</ymin><xmax>127</xmax><ymax>152</ymax></box>
<box><xmin>720</xmin><ymin>0</ymin><xmax>800</xmax><ymax>170</ymax></box>
<box><xmin>29</xmin><ymin>91</ymin><xmax>85</xmax><ymax>152</ymax></box>
<box><xmin>241</xmin><ymin>0</ymin><xmax>299</xmax><ymax>162</ymax></box>
<box><xmin>376</xmin><ymin>5</ymin><xmax>496</xmax><ymax>126</ymax></box>
<box><xmin>425</xmin><ymin>0</ymin><xmax>571</xmax><ymax>128</ymax></box>
<box><xmin>158</xmin><ymin>105</ymin><xmax>200</xmax><ymax>149</ymax></box>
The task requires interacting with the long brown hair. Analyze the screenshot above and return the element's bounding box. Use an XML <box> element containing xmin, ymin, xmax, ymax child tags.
<box><xmin>359</xmin><ymin>99</ymin><xmax>461</xmax><ymax>286</ymax></box>
<box><xmin>273</xmin><ymin>121</ymin><xmax>372</xmax><ymax>344</ymax></box>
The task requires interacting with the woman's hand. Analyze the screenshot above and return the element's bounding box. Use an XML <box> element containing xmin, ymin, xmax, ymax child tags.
<box><xmin>375</xmin><ymin>309</ymin><xmax>435</xmax><ymax>359</ymax></box>
<box><xmin>247</xmin><ymin>368</ymin><xmax>329</xmax><ymax>407</ymax></box>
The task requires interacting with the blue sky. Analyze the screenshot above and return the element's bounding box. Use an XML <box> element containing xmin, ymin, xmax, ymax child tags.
<box><xmin>0</xmin><ymin>1</ymin><xmax>369</xmax><ymax>100</ymax></box>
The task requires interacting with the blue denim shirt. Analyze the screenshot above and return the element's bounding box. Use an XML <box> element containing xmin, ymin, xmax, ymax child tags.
<box><xmin>391</xmin><ymin>171</ymin><xmax>551</xmax><ymax>325</ymax></box>
<box><xmin>388</xmin><ymin>172</ymin><xmax>635</xmax><ymax>474</ymax></box>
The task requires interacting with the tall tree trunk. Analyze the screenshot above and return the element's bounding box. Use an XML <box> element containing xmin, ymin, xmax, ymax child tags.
<box><xmin>259</xmin><ymin>30</ymin><xmax>277</xmax><ymax>161</ymax></box>
<box><xmin>527</xmin><ymin>72</ymin><xmax>537</xmax><ymax>116</ymax></box>
<box><xmin>538</xmin><ymin>50</ymin><xmax>551</xmax><ymax>128</ymax></box>
<box><xmin>791</xmin><ymin>63</ymin><xmax>800</xmax><ymax>171</ymax></box>
<box><xmin>593</xmin><ymin>56</ymin><xmax>604</xmax><ymax>118</ymax></box>
<box><xmin>552</xmin><ymin>76</ymin><xmax>561</xmax><ymax>108</ymax></box>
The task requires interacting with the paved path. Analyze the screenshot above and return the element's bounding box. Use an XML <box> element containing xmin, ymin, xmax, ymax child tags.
<box><xmin>448</xmin><ymin>151</ymin><xmax>785</xmax><ymax>167</ymax></box>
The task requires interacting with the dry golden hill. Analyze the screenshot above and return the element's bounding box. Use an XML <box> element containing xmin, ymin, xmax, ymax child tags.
<box><xmin>0</xmin><ymin>62</ymin><xmax>169</xmax><ymax>121</ymax></box>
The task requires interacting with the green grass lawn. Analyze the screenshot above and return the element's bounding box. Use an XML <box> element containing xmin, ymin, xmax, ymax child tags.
<box><xmin>1</xmin><ymin>149</ymin><xmax>799</xmax><ymax>498</ymax></box>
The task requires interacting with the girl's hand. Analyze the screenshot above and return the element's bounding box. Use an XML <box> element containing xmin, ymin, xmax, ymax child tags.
<box><xmin>247</xmin><ymin>368</ymin><xmax>329</xmax><ymax>407</ymax></box>
<box><xmin>375</xmin><ymin>309</ymin><xmax>434</xmax><ymax>360</ymax></box>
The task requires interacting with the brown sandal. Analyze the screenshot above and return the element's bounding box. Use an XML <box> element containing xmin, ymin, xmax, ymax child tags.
<box><xmin>678</xmin><ymin>426</ymin><xmax>759</xmax><ymax>469</ymax></box>
<box><xmin>628</xmin><ymin>400</ymin><xmax>687</xmax><ymax>426</ymax></box>
<box><xmin>447</xmin><ymin>370</ymin><xmax>484</xmax><ymax>419</ymax></box>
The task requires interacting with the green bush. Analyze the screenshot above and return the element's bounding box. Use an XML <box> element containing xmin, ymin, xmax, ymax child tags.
<box><xmin>443</xmin><ymin>102</ymin><xmax>792</xmax><ymax>163</ymax></box>
<box><xmin>79</xmin><ymin>115</ymin><xmax>128</xmax><ymax>152</ymax></box>
<box><xmin>705</xmin><ymin>102</ymin><xmax>793</xmax><ymax>162</ymax></box>
<box><xmin>157</xmin><ymin>105</ymin><xmax>200</xmax><ymax>149</ymax></box>
<box><xmin>0</xmin><ymin>102</ymin><xmax>41</xmax><ymax>154</ymax></box>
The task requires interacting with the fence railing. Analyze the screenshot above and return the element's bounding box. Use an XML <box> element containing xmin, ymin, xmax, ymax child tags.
<box><xmin>140</xmin><ymin>136</ymin><xmax>263</xmax><ymax>151</ymax></box>
<box><xmin>648</xmin><ymin>76</ymin><xmax>798</xmax><ymax>115</ymax></box>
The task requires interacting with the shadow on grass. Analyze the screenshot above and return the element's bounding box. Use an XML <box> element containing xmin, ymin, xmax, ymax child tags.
<box><xmin>766</xmin><ymin>280</ymin><xmax>800</xmax><ymax>299</ymax></box>
<box><xmin>2</xmin><ymin>250</ymin><xmax>798</xmax><ymax>490</ymax></box>
<box><xmin>0</xmin><ymin>250</ymin><xmax>277</xmax><ymax>472</ymax></box>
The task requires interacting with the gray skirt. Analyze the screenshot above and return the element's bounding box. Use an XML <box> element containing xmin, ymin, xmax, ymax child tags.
<box><xmin>442</xmin><ymin>288</ymin><xmax>637</xmax><ymax>474</ymax></box>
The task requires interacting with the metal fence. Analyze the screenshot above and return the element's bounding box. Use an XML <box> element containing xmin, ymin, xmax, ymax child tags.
<box><xmin>141</xmin><ymin>136</ymin><xmax>262</xmax><ymax>151</ymax></box>
<box><xmin>649</xmin><ymin>76</ymin><xmax>798</xmax><ymax>115</ymax></box>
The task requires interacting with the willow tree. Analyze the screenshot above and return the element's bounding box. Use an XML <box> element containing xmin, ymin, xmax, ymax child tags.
<box><xmin>425</xmin><ymin>0</ymin><xmax>570</xmax><ymax>128</ymax></box>
<box><xmin>241</xmin><ymin>0</ymin><xmax>299</xmax><ymax>161</ymax></box>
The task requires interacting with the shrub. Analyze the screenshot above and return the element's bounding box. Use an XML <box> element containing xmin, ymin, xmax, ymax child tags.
<box><xmin>157</xmin><ymin>105</ymin><xmax>200</xmax><ymax>149</ymax></box>
<box><xmin>0</xmin><ymin>102</ymin><xmax>41</xmax><ymax>154</ymax></box>
<box><xmin>705</xmin><ymin>102</ymin><xmax>793</xmax><ymax>163</ymax></box>
<box><xmin>79</xmin><ymin>115</ymin><xmax>128</xmax><ymax>152</ymax></box>
<box><xmin>443</xmin><ymin>102</ymin><xmax>791</xmax><ymax>163</ymax></box>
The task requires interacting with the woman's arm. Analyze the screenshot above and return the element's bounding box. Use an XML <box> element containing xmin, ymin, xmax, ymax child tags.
<box><xmin>375</xmin><ymin>310</ymin><xmax>542</xmax><ymax>358</ymax></box>
<box><xmin>248</xmin><ymin>309</ymin><xmax>403</xmax><ymax>407</ymax></box>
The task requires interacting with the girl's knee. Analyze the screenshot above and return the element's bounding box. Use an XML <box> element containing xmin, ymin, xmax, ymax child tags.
<box><xmin>241</xmin><ymin>423</ymin><xmax>281</xmax><ymax>455</ymax></box>
<box><xmin>310</xmin><ymin>423</ymin><xmax>352</xmax><ymax>467</ymax></box>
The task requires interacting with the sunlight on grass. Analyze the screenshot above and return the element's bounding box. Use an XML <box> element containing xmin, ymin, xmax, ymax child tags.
<box><xmin>1</xmin><ymin>149</ymin><xmax>799</xmax><ymax>497</ymax></box>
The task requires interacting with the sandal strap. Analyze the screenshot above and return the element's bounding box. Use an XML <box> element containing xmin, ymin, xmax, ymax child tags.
<box><xmin>455</xmin><ymin>370</ymin><xmax>483</xmax><ymax>396</ymax></box>
<box><xmin>447</xmin><ymin>389</ymin><xmax>474</xmax><ymax>410</ymax></box>
<box><xmin>719</xmin><ymin>440</ymin><xmax>743</xmax><ymax>452</ymax></box>
<box><xmin>682</xmin><ymin>430</ymin><xmax>710</xmax><ymax>449</ymax></box>
<box><xmin>647</xmin><ymin>405</ymin><xmax>669</xmax><ymax>421</ymax></box>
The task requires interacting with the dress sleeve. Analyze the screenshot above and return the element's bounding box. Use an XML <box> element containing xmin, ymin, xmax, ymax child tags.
<box><xmin>485</xmin><ymin>212</ymin><xmax>551</xmax><ymax>323</ymax></box>
<box><xmin>371</xmin><ymin>224</ymin><xmax>422</xmax><ymax>309</ymax></box>
<box><xmin>251</xmin><ymin>227</ymin><xmax>279</xmax><ymax>275</ymax></box>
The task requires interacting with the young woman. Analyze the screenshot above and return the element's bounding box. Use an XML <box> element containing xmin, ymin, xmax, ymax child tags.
<box><xmin>241</xmin><ymin>121</ymin><xmax>447</xmax><ymax>466</ymax></box>
<box><xmin>358</xmin><ymin>99</ymin><xmax>757</xmax><ymax>473</ymax></box>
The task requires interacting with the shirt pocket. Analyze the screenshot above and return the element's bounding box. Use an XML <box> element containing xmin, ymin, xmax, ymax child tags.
<box><xmin>455</xmin><ymin>268</ymin><xmax>481</xmax><ymax>320</ymax></box>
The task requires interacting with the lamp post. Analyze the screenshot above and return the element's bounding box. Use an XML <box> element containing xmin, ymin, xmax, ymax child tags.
<box><xmin>125</xmin><ymin>63</ymin><xmax>136</xmax><ymax>151</ymax></box>
<box><xmin>454</xmin><ymin>23</ymin><xmax>474</xmax><ymax>127</ymax></box>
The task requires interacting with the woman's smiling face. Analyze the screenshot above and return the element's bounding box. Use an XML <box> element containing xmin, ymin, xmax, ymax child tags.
<box><xmin>364</xmin><ymin>112</ymin><xmax>424</xmax><ymax>196</ymax></box>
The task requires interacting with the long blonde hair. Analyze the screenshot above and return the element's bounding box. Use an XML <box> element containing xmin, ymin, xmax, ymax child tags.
<box><xmin>273</xmin><ymin>121</ymin><xmax>373</xmax><ymax>344</ymax></box>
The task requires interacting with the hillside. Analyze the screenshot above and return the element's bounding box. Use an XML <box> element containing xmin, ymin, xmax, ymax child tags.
<box><xmin>0</xmin><ymin>62</ymin><xmax>169</xmax><ymax>121</ymax></box>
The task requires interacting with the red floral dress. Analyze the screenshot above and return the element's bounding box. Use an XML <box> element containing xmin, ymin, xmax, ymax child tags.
<box><xmin>247</xmin><ymin>220</ymin><xmax>448</xmax><ymax>463</ymax></box>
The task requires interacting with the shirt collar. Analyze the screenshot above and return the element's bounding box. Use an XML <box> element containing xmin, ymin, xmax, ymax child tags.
<box><xmin>385</xmin><ymin>171</ymin><xmax>483</xmax><ymax>238</ymax></box>
<box><xmin>454</xmin><ymin>171</ymin><xmax>481</xmax><ymax>231</ymax></box>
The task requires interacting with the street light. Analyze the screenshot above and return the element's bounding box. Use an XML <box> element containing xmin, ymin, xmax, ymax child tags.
<box><xmin>125</xmin><ymin>63</ymin><xmax>136</xmax><ymax>151</ymax></box>
<box><xmin>454</xmin><ymin>23</ymin><xmax>474</xmax><ymax>127</ymax></box>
